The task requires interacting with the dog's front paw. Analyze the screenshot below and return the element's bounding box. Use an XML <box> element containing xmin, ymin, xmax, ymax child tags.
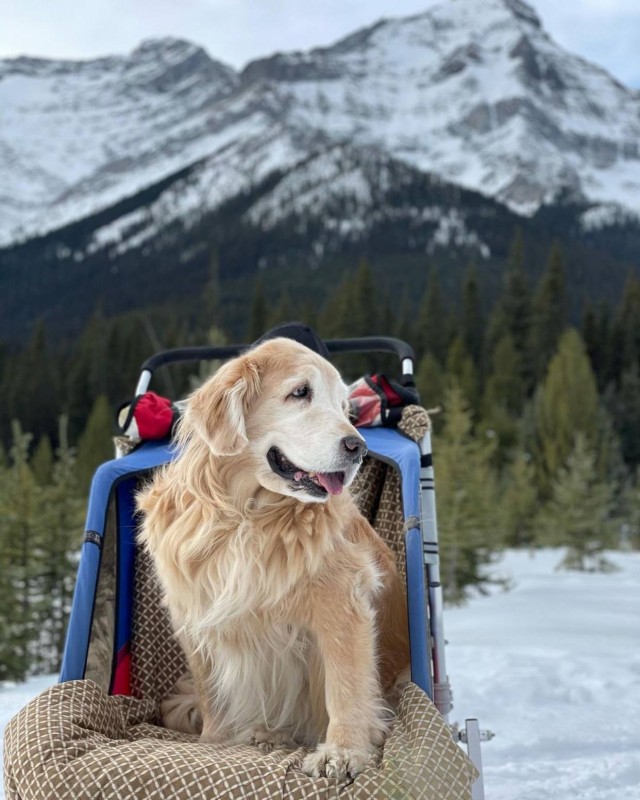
<box><xmin>250</xmin><ymin>729</ymin><xmax>295</xmax><ymax>753</ymax></box>
<box><xmin>302</xmin><ymin>742</ymin><xmax>371</xmax><ymax>780</ymax></box>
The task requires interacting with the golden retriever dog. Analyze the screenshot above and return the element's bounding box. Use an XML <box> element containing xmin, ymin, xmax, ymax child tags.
<box><xmin>136</xmin><ymin>337</ymin><xmax>410</xmax><ymax>780</ymax></box>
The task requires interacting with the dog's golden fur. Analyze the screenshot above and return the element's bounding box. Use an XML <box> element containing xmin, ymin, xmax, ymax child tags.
<box><xmin>136</xmin><ymin>338</ymin><xmax>410</xmax><ymax>779</ymax></box>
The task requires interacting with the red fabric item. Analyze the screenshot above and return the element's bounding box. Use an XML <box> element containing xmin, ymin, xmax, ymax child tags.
<box><xmin>349</xmin><ymin>380</ymin><xmax>383</xmax><ymax>427</ymax></box>
<box><xmin>112</xmin><ymin>646</ymin><xmax>131</xmax><ymax>696</ymax></box>
<box><xmin>371</xmin><ymin>374</ymin><xmax>404</xmax><ymax>405</ymax></box>
<box><xmin>135</xmin><ymin>392</ymin><xmax>174</xmax><ymax>440</ymax></box>
<box><xmin>349</xmin><ymin>374</ymin><xmax>419</xmax><ymax>428</ymax></box>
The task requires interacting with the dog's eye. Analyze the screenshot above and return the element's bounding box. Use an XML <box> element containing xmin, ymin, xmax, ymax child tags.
<box><xmin>289</xmin><ymin>385</ymin><xmax>310</xmax><ymax>400</ymax></box>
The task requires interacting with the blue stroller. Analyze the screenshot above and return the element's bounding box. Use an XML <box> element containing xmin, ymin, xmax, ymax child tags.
<box><xmin>5</xmin><ymin>335</ymin><xmax>485</xmax><ymax>800</ymax></box>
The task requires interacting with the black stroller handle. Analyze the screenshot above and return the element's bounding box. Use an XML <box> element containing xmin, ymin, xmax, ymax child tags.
<box><xmin>135</xmin><ymin>337</ymin><xmax>415</xmax><ymax>395</ymax></box>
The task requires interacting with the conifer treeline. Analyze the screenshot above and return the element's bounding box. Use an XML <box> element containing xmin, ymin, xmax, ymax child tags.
<box><xmin>263</xmin><ymin>238</ymin><xmax>640</xmax><ymax>597</ymax></box>
<box><xmin>0</xmin><ymin>419</ymin><xmax>83</xmax><ymax>679</ymax></box>
<box><xmin>1</xmin><ymin>234</ymin><xmax>640</xmax><ymax>676</ymax></box>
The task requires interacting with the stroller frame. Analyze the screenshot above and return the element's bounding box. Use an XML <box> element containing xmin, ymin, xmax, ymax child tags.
<box><xmin>61</xmin><ymin>335</ymin><xmax>485</xmax><ymax>798</ymax></box>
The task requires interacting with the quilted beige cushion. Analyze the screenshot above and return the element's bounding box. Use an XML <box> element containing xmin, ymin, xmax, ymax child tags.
<box><xmin>4</xmin><ymin>680</ymin><xmax>476</xmax><ymax>800</ymax></box>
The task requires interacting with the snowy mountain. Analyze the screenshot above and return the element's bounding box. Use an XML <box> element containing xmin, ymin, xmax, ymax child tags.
<box><xmin>3</xmin><ymin>0</ymin><xmax>640</xmax><ymax>343</ymax></box>
<box><xmin>2</xmin><ymin>0</ymin><xmax>640</xmax><ymax>251</ymax></box>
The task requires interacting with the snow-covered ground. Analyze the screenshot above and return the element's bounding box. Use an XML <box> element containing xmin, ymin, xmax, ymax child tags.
<box><xmin>1</xmin><ymin>548</ymin><xmax>639</xmax><ymax>799</ymax></box>
<box><xmin>0</xmin><ymin>673</ymin><xmax>57</xmax><ymax>798</ymax></box>
<box><xmin>446</xmin><ymin>549</ymin><xmax>640</xmax><ymax>800</ymax></box>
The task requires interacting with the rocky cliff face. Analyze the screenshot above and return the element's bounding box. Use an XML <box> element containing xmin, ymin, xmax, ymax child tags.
<box><xmin>1</xmin><ymin>0</ymin><xmax>639</xmax><ymax>251</ymax></box>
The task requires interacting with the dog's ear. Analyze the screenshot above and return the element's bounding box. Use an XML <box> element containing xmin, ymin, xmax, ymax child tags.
<box><xmin>187</xmin><ymin>356</ymin><xmax>261</xmax><ymax>456</ymax></box>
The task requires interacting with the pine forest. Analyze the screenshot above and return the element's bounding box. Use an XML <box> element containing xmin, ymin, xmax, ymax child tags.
<box><xmin>2</xmin><ymin>232</ymin><xmax>640</xmax><ymax>680</ymax></box>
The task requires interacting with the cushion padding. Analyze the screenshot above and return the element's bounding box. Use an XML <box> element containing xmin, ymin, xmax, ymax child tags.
<box><xmin>4</xmin><ymin>680</ymin><xmax>476</xmax><ymax>800</ymax></box>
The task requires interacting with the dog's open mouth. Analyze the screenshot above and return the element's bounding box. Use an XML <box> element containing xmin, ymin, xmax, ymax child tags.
<box><xmin>267</xmin><ymin>446</ymin><xmax>346</xmax><ymax>496</ymax></box>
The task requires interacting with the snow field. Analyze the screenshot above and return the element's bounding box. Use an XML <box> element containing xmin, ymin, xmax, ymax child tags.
<box><xmin>446</xmin><ymin>548</ymin><xmax>640</xmax><ymax>799</ymax></box>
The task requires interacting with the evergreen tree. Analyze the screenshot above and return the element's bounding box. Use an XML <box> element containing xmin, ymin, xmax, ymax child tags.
<box><xmin>0</xmin><ymin>419</ymin><xmax>85</xmax><ymax>678</ymax></box>
<box><xmin>319</xmin><ymin>261</ymin><xmax>378</xmax><ymax>377</ymax></box>
<box><xmin>615</xmin><ymin>364</ymin><xmax>640</xmax><ymax>467</ymax></box>
<box><xmin>31</xmin><ymin>436</ymin><xmax>54</xmax><ymax>487</ymax></box>
<box><xmin>268</xmin><ymin>290</ymin><xmax>292</xmax><ymax>329</ymax></box>
<box><xmin>393</xmin><ymin>289</ymin><xmax>416</xmax><ymax>350</ymax></box>
<box><xmin>608</xmin><ymin>276</ymin><xmax>640</xmax><ymax>385</ymax></box>
<box><xmin>484</xmin><ymin>231</ymin><xmax>535</xmax><ymax>394</ymax></box>
<box><xmin>434</xmin><ymin>385</ymin><xmax>500</xmax><ymax>603</ymax></box>
<box><xmin>66</xmin><ymin>309</ymin><xmax>110</xmax><ymax>441</ymax></box>
<box><xmin>501</xmin><ymin>453</ymin><xmax>539</xmax><ymax>547</ymax></box>
<box><xmin>3</xmin><ymin>321</ymin><xmax>60</xmax><ymax>446</ymax></box>
<box><xmin>536</xmin><ymin>434</ymin><xmax>617</xmax><ymax>571</ymax></box>
<box><xmin>105</xmin><ymin>313</ymin><xmax>155</xmax><ymax>404</ymax></box>
<box><xmin>530</xmin><ymin>241</ymin><xmax>567</xmax><ymax>382</ymax></box>
<box><xmin>319</xmin><ymin>275</ymin><xmax>351</xmax><ymax>339</ymax></box>
<box><xmin>508</xmin><ymin>227</ymin><xmax>526</xmax><ymax>273</ymax></box>
<box><xmin>0</xmin><ymin>422</ymin><xmax>39</xmax><ymax>679</ymax></box>
<box><xmin>76</xmin><ymin>395</ymin><xmax>114</xmax><ymax>493</ymax></box>
<box><xmin>189</xmin><ymin>326</ymin><xmax>229</xmax><ymax>390</ymax></box>
<box><xmin>624</xmin><ymin>475</ymin><xmax>640</xmax><ymax>551</ymax></box>
<box><xmin>202</xmin><ymin>247</ymin><xmax>221</xmax><ymax>323</ymax></box>
<box><xmin>481</xmin><ymin>333</ymin><xmax>525</xmax><ymax>461</ymax></box>
<box><xmin>33</xmin><ymin>417</ymin><xmax>85</xmax><ymax>672</ymax></box>
<box><xmin>415</xmin><ymin>352</ymin><xmax>445</xmax><ymax>419</ymax></box>
<box><xmin>415</xmin><ymin>267</ymin><xmax>449</xmax><ymax>364</ymax></box>
<box><xmin>592</xmin><ymin>399</ymin><xmax>625</xmax><ymax>486</ymax></box>
<box><xmin>319</xmin><ymin>259</ymin><xmax>379</xmax><ymax>370</ymax></box>
<box><xmin>0</xmin><ymin>348</ymin><xmax>14</xmax><ymax>444</ymax></box>
<box><xmin>534</xmin><ymin>329</ymin><xmax>599</xmax><ymax>481</ymax></box>
<box><xmin>379</xmin><ymin>291</ymin><xmax>395</xmax><ymax>338</ymax></box>
<box><xmin>502</xmin><ymin>266</ymin><xmax>533</xmax><ymax>380</ymax></box>
<box><xmin>349</xmin><ymin>259</ymin><xmax>376</xmax><ymax>337</ymax></box>
<box><xmin>461</xmin><ymin>264</ymin><xmax>483</xmax><ymax>369</ymax></box>
<box><xmin>582</xmin><ymin>303</ymin><xmax>611</xmax><ymax>391</ymax></box>
<box><xmin>445</xmin><ymin>336</ymin><xmax>479</xmax><ymax>412</ymax></box>
<box><xmin>246</xmin><ymin>277</ymin><xmax>268</xmax><ymax>341</ymax></box>
<box><xmin>483</xmin><ymin>334</ymin><xmax>525</xmax><ymax>417</ymax></box>
<box><xmin>298</xmin><ymin>297</ymin><xmax>319</xmax><ymax>331</ymax></box>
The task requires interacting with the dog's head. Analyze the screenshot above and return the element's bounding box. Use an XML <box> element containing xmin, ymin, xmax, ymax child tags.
<box><xmin>184</xmin><ymin>338</ymin><xmax>367</xmax><ymax>503</ymax></box>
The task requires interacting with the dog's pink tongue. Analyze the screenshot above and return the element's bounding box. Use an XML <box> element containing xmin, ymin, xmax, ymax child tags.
<box><xmin>316</xmin><ymin>472</ymin><xmax>344</xmax><ymax>495</ymax></box>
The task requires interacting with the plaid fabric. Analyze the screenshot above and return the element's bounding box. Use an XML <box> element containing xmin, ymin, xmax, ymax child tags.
<box><xmin>4</xmin><ymin>680</ymin><xmax>476</xmax><ymax>800</ymax></box>
<box><xmin>130</xmin><ymin>549</ymin><xmax>188</xmax><ymax>706</ymax></box>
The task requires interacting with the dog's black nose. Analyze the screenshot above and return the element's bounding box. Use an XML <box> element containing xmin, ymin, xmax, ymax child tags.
<box><xmin>342</xmin><ymin>435</ymin><xmax>367</xmax><ymax>459</ymax></box>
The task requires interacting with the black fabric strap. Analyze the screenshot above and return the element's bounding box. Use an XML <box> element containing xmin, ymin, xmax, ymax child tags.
<box><xmin>83</xmin><ymin>530</ymin><xmax>103</xmax><ymax>548</ymax></box>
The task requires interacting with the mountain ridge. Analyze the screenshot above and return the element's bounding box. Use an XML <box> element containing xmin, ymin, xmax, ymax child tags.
<box><xmin>2</xmin><ymin>0</ymin><xmax>640</xmax><ymax>343</ymax></box>
<box><xmin>2</xmin><ymin>0</ymin><xmax>640</xmax><ymax>250</ymax></box>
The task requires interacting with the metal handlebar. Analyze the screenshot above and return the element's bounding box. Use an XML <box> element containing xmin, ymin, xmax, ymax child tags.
<box><xmin>135</xmin><ymin>337</ymin><xmax>415</xmax><ymax>395</ymax></box>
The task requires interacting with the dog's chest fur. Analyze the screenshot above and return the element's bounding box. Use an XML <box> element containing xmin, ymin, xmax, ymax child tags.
<box><xmin>149</xmin><ymin>498</ymin><xmax>375</xmax><ymax>744</ymax></box>
<box><xmin>204</xmin><ymin>618</ymin><xmax>325</xmax><ymax>744</ymax></box>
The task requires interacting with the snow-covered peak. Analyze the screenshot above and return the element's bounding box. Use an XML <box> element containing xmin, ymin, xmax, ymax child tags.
<box><xmin>0</xmin><ymin>36</ymin><xmax>243</xmax><ymax>244</ymax></box>
<box><xmin>243</xmin><ymin>0</ymin><xmax>640</xmax><ymax>214</ymax></box>
<box><xmin>131</xmin><ymin>37</ymin><xmax>203</xmax><ymax>59</ymax></box>
<box><xmin>0</xmin><ymin>37</ymin><xmax>235</xmax><ymax>85</ymax></box>
<box><xmin>1</xmin><ymin>0</ymin><xmax>640</xmax><ymax>248</ymax></box>
<box><xmin>124</xmin><ymin>37</ymin><xmax>238</xmax><ymax>92</ymax></box>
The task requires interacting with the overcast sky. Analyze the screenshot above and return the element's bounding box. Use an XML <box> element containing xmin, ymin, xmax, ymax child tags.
<box><xmin>2</xmin><ymin>0</ymin><xmax>639</xmax><ymax>88</ymax></box>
